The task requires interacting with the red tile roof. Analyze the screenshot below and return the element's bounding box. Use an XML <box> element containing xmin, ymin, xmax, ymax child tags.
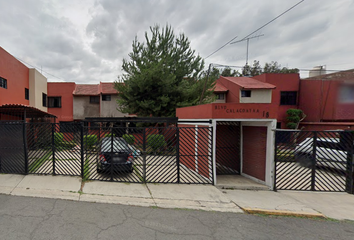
<box><xmin>73</xmin><ymin>84</ymin><xmax>99</xmax><ymax>95</ymax></box>
<box><xmin>214</xmin><ymin>82</ymin><xmax>228</xmax><ymax>92</ymax></box>
<box><xmin>222</xmin><ymin>76</ymin><xmax>276</xmax><ymax>89</ymax></box>
<box><xmin>100</xmin><ymin>82</ymin><xmax>117</xmax><ymax>94</ymax></box>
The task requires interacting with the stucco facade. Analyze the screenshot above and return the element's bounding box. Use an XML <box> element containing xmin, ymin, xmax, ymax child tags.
<box><xmin>0</xmin><ymin>47</ymin><xmax>29</xmax><ymax>106</ymax></box>
<box><xmin>239</xmin><ymin>89</ymin><xmax>272</xmax><ymax>103</ymax></box>
<box><xmin>47</xmin><ymin>82</ymin><xmax>75</xmax><ymax>122</ymax></box>
<box><xmin>100</xmin><ymin>94</ymin><xmax>125</xmax><ymax>118</ymax></box>
<box><xmin>29</xmin><ymin>69</ymin><xmax>47</xmax><ymax>112</ymax></box>
<box><xmin>73</xmin><ymin>96</ymin><xmax>100</xmax><ymax>120</ymax></box>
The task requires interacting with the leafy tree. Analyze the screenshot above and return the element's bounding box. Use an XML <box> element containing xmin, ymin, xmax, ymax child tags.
<box><xmin>205</xmin><ymin>67</ymin><xmax>239</xmax><ymax>78</ymax></box>
<box><xmin>286</xmin><ymin>109</ymin><xmax>306</xmax><ymax>129</ymax></box>
<box><xmin>221</xmin><ymin>67</ymin><xmax>240</xmax><ymax>77</ymax></box>
<box><xmin>242</xmin><ymin>60</ymin><xmax>262</xmax><ymax>76</ymax></box>
<box><xmin>263</xmin><ymin>61</ymin><xmax>299</xmax><ymax>74</ymax></box>
<box><xmin>240</xmin><ymin>61</ymin><xmax>299</xmax><ymax>77</ymax></box>
<box><xmin>115</xmin><ymin>24</ymin><xmax>215</xmax><ymax>117</ymax></box>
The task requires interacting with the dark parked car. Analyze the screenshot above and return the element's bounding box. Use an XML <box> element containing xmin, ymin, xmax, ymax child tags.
<box><xmin>97</xmin><ymin>137</ymin><xmax>134</xmax><ymax>174</ymax></box>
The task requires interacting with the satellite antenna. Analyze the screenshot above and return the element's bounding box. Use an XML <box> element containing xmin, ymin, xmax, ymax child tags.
<box><xmin>230</xmin><ymin>34</ymin><xmax>264</xmax><ymax>65</ymax></box>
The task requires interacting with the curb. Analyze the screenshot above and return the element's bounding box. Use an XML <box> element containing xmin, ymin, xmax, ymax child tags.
<box><xmin>241</xmin><ymin>207</ymin><xmax>326</xmax><ymax>218</ymax></box>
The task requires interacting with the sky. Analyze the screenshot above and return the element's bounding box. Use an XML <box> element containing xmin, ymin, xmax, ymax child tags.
<box><xmin>0</xmin><ymin>0</ymin><xmax>353</xmax><ymax>83</ymax></box>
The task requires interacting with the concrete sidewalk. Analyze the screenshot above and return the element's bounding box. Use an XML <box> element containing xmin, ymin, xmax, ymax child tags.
<box><xmin>1</xmin><ymin>174</ymin><xmax>354</xmax><ymax>221</ymax></box>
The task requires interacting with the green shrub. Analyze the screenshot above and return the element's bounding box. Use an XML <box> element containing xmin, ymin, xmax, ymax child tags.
<box><xmin>83</xmin><ymin>134</ymin><xmax>98</xmax><ymax>149</ymax></box>
<box><xmin>104</xmin><ymin>133</ymin><xmax>116</xmax><ymax>138</ymax></box>
<box><xmin>286</xmin><ymin>109</ymin><xmax>305</xmax><ymax>129</ymax></box>
<box><xmin>60</xmin><ymin>140</ymin><xmax>77</xmax><ymax>150</ymax></box>
<box><xmin>122</xmin><ymin>134</ymin><xmax>135</xmax><ymax>145</ymax></box>
<box><xmin>54</xmin><ymin>133</ymin><xmax>64</xmax><ymax>146</ymax></box>
<box><xmin>147</xmin><ymin>134</ymin><xmax>166</xmax><ymax>152</ymax></box>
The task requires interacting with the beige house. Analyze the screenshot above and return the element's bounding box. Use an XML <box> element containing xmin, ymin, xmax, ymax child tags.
<box><xmin>72</xmin><ymin>82</ymin><xmax>125</xmax><ymax>121</ymax></box>
<box><xmin>29</xmin><ymin>69</ymin><xmax>48</xmax><ymax>112</ymax></box>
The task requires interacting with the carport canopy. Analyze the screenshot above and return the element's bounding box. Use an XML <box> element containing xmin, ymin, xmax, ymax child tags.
<box><xmin>0</xmin><ymin>104</ymin><xmax>57</xmax><ymax>121</ymax></box>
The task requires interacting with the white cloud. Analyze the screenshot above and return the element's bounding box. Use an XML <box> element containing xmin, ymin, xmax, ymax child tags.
<box><xmin>0</xmin><ymin>0</ymin><xmax>353</xmax><ymax>82</ymax></box>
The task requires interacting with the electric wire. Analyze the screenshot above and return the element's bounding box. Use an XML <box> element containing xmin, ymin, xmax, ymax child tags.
<box><xmin>204</xmin><ymin>0</ymin><xmax>305</xmax><ymax>59</ymax></box>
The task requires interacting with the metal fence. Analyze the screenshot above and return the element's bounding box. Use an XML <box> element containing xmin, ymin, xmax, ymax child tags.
<box><xmin>215</xmin><ymin>121</ymin><xmax>240</xmax><ymax>175</ymax></box>
<box><xmin>0</xmin><ymin>122</ymin><xmax>213</xmax><ymax>184</ymax></box>
<box><xmin>274</xmin><ymin>130</ymin><xmax>354</xmax><ymax>193</ymax></box>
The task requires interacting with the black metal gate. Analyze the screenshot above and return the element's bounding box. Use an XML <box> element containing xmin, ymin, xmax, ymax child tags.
<box><xmin>215</xmin><ymin>121</ymin><xmax>240</xmax><ymax>175</ymax></box>
<box><xmin>83</xmin><ymin>126</ymin><xmax>213</xmax><ymax>184</ymax></box>
<box><xmin>26</xmin><ymin>123</ymin><xmax>83</xmax><ymax>176</ymax></box>
<box><xmin>274</xmin><ymin>130</ymin><xmax>354</xmax><ymax>193</ymax></box>
<box><xmin>0</xmin><ymin>122</ymin><xmax>25</xmax><ymax>174</ymax></box>
<box><xmin>0</xmin><ymin>122</ymin><xmax>213</xmax><ymax>184</ymax></box>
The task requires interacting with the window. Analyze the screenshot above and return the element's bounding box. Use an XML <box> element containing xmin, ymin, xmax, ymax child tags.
<box><xmin>216</xmin><ymin>93</ymin><xmax>224</xmax><ymax>100</ymax></box>
<box><xmin>338</xmin><ymin>85</ymin><xmax>354</xmax><ymax>103</ymax></box>
<box><xmin>25</xmin><ymin>88</ymin><xmax>29</xmax><ymax>100</ymax></box>
<box><xmin>241</xmin><ymin>90</ymin><xmax>251</xmax><ymax>97</ymax></box>
<box><xmin>90</xmin><ymin>96</ymin><xmax>100</xmax><ymax>104</ymax></box>
<box><xmin>280</xmin><ymin>91</ymin><xmax>297</xmax><ymax>105</ymax></box>
<box><xmin>0</xmin><ymin>77</ymin><xmax>7</xmax><ymax>89</ymax></box>
<box><xmin>102</xmin><ymin>94</ymin><xmax>111</xmax><ymax>101</ymax></box>
<box><xmin>42</xmin><ymin>93</ymin><xmax>47</xmax><ymax>107</ymax></box>
<box><xmin>48</xmin><ymin>97</ymin><xmax>61</xmax><ymax>108</ymax></box>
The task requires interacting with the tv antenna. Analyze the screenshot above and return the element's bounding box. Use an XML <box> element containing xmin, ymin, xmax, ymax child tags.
<box><xmin>231</xmin><ymin>34</ymin><xmax>264</xmax><ymax>65</ymax></box>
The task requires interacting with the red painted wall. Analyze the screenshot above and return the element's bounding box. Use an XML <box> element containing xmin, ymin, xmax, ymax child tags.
<box><xmin>242</xmin><ymin>126</ymin><xmax>267</xmax><ymax>181</ymax></box>
<box><xmin>300</xmin><ymin>122</ymin><xmax>354</xmax><ymax>131</ymax></box>
<box><xmin>216</xmin><ymin>125</ymin><xmax>240</xmax><ymax>173</ymax></box>
<box><xmin>177</xmin><ymin>103</ymin><xmax>278</xmax><ymax>120</ymax></box>
<box><xmin>176</xmin><ymin>104</ymin><xmax>213</xmax><ymax>119</ymax></box>
<box><xmin>0</xmin><ymin>47</ymin><xmax>29</xmax><ymax>105</ymax></box>
<box><xmin>217</xmin><ymin>77</ymin><xmax>240</xmax><ymax>103</ymax></box>
<box><xmin>179</xmin><ymin>125</ymin><xmax>197</xmax><ymax>172</ymax></box>
<box><xmin>254</xmin><ymin>73</ymin><xmax>300</xmax><ymax>126</ymax></box>
<box><xmin>298</xmin><ymin>80</ymin><xmax>342</xmax><ymax>122</ymax></box>
<box><xmin>179</xmin><ymin>125</ymin><xmax>211</xmax><ymax>179</ymax></box>
<box><xmin>336</xmin><ymin>103</ymin><xmax>354</xmax><ymax>120</ymax></box>
<box><xmin>47</xmin><ymin>82</ymin><xmax>76</xmax><ymax>122</ymax></box>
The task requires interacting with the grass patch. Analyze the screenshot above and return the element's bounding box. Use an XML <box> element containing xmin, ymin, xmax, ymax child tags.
<box><xmin>28</xmin><ymin>151</ymin><xmax>52</xmax><ymax>173</ymax></box>
<box><xmin>82</xmin><ymin>158</ymin><xmax>91</xmax><ymax>181</ymax></box>
<box><xmin>276</xmin><ymin>150</ymin><xmax>295</xmax><ymax>161</ymax></box>
<box><xmin>133</xmin><ymin>165</ymin><xmax>144</xmax><ymax>182</ymax></box>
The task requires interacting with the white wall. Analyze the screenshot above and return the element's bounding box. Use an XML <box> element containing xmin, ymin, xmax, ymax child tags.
<box><xmin>100</xmin><ymin>94</ymin><xmax>126</xmax><ymax>117</ymax></box>
<box><xmin>29</xmin><ymin>69</ymin><xmax>47</xmax><ymax>112</ymax></box>
<box><xmin>240</xmin><ymin>89</ymin><xmax>272</xmax><ymax>103</ymax></box>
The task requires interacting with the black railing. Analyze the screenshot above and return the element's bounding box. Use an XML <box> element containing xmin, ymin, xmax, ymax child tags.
<box><xmin>274</xmin><ymin>130</ymin><xmax>354</xmax><ymax>193</ymax></box>
<box><xmin>0</xmin><ymin>122</ymin><xmax>213</xmax><ymax>184</ymax></box>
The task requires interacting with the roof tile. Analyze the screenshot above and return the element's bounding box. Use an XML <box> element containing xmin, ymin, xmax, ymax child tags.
<box><xmin>100</xmin><ymin>82</ymin><xmax>117</xmax><ymax>94</ymax></box>
<box><xmin>73</xmin><ymin>84</ymin><xmax>99</xmax><ymax>95</ymax></box>
<box><xmin>222</xmin><ymin>76</ymin><xmax>276</xmax><ymax>89</ymax></box>
<box><xmin>214</xmin><ymin>82</ymin><xmax>228</xmax><ymax>92</ymax></box>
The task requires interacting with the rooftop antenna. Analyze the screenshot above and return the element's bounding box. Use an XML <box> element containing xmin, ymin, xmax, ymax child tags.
<box><xmin>231</xmin><ymin>34</ymin><xmax>264</xmax><ymax>65</ymax></box>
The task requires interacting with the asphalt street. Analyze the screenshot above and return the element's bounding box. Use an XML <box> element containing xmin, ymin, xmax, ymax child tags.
<box><xmin>0</xmin><ymin>195</ymin><xmax>353</xmax><ymax>240</ymax></box>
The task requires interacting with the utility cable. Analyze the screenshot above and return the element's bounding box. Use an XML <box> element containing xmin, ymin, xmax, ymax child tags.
<box><xmin>205</xmin><ymin>0</ymin><xmax>305</xmax><ymax>59</ymax></box>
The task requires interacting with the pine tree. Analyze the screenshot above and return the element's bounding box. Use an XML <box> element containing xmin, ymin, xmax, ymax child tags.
<box><xmin>115</xmin><ymin>25</ymin><xmax>215</xmax><ymax>117</ymax></box>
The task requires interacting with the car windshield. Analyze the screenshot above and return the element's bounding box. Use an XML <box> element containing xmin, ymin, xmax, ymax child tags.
<box><xmin>101</xmin><ymin>138</ymin><xmax>129</xmax><ymax>152</ymax></box>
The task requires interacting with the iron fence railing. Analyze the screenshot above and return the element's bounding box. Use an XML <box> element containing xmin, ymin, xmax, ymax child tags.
<box><xmin>274</xmin><ymin>130</ymin><xmax>354</xmax><ymax>193</ymax></box>
<box><xmin>215</xmin><ymin>121</ymin><xmax>240</xmax><ymax>175</ymax></box>
<box><xmin>0</xmin><ymin>122</ymin><xmax>213</xmax><ymax>184</ymax></box>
